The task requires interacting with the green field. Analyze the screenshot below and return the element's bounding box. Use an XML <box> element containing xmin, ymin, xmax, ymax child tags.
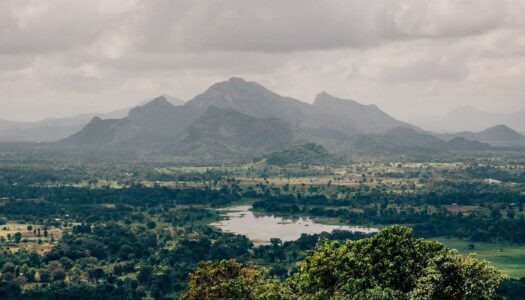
<box><xmin>436</xmin><ymin>237</ymin><xmax>525</xmax><ymax>278</ymax></box>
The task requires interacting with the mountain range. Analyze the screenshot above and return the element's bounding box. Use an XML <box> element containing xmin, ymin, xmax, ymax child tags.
<box><xmin>58</xmin><ymin>78</ymin><xmax>419</xmax><ymax>160</ymax></box>
<box><xmin>2</xmin><ymin>78</ymin><xmax>524</xmax><ymax>162</ymax></box>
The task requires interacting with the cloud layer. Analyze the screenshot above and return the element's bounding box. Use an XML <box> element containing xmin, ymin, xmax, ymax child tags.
<box><xmin>1</xmin><ymin>0</ymin><xmax>524</xmax><ymax>122</ymax></box>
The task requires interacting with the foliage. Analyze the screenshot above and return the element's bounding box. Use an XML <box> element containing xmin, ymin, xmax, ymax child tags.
<box><xmin>409</xmin><ymin>252</ymin><xmax>504</xmax><ymax>299</ymax></box>
<box><xmin>265</xmin><ymin>144</ymin><xmax>334</xmax><ymax>166</ymax></box>
<box><xmin>181</xmin><ymin>259</ymin><xmax>267</xmax><ymax>300</ymax></box>
<box><xmin>183</xmin><ymin>226</ymin><xmax>504</xmax><ymax>299</ymax></box>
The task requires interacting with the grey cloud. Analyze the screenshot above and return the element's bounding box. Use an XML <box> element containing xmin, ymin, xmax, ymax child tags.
<box><xmin>1</xmin><ymin>0</ymin><xmax>521</xmax><ymax>55</ymax></box>
<box><xmin>129</xmin><ymin>0</ymin><xmax>519</xmax><ymax>53</ymax></box>
<box><xmin>0</xmin><ymin>0</ymin><xmax>131</xmax><ymax>54</ymax></box>
<box><xmin>0</xmin><ymin>0</ymin><xmax>524</xmax><ymax>122</ymax></box>
<box><xmin>378</xmin><ymin>57</ymin><xmax>468</xmax><ymax>82</ymax></box>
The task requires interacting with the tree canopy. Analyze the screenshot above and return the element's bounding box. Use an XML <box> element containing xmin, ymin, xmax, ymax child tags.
<box><xmin>183</xmin><ymin>226</ymin><xmax>504</xmax><ymax>299</ymax></box>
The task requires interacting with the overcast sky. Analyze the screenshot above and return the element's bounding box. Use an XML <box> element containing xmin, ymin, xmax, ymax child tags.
<box><xmin>1</xmin><ymin>0</ymin><xmax>524</xmax><ymax>122</ymax></box>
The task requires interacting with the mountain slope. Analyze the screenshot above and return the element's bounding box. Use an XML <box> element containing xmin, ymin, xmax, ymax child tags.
<box><xmin>59</xmin><ymin>117</ymin><xmax>163</xmax><ymax>152</ymax></box>
<box><xmin>383</xmin><ymin>127</ymin><xmax>444</xmax><ymax>148</ymax></box>
<box><xmin>164</xmin><ymin>106</ymin><xmax>311</xmax><ymax>161</ymax></box>
<box><xmin>506</xmin><ymin>109</ymin><xmax>525</xmax><ymax>134</ymax></box>
<box><xmin>446</xmin><ymin>137</ymin><xmax>492</xmax><ymax>151</ymax></box>
<box><xmin>352</xmin><ymin>127</ymin><xmax>492</xmax><ymax>155</ymax></box>
<box><xmin>310</xmin><ymin>92</ymin><xmax>418</xmax><ymax>135</ymax></box>
<box><xmin>127</xmin><ymin>96</ymin><xmax>193</xmax><ymax>138</ymax></box>
<box><xmin>477</xmin><ymin>125</ymin><xmax>525</xmax><ymax>146</ymax></box>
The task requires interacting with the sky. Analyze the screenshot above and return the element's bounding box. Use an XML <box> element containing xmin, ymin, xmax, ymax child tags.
<box><xmin>1</xmin><ymin>0</ymin><xmax>525</xmax><ymax>122</ymax></box>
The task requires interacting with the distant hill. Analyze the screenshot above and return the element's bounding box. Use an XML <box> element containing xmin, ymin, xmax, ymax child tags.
<box><xmin>0</xmin><ymin>109</ymin><xmax>129</xmax><ymax>142</ymax></box>
<box><xmin>445</xmin><ymin>137</ymin><xmax>492</xmax><ymax>151</ymax></box>
<box><xmin>412</xmin><ymin>106</ymin><xmax>525</xmax><ymax>133</ymax></box>
<box><xmin>59</xmin><ymin>117</ymin><xmax>164</xmax><ymax>152</ymax></box>
<box><xmin>352</xmin><ymin>127</ymin><xmax>492</xmax><ymax>155</ymax></box>
<box><xmin>383</xmin><ymin>127</ymin><xmax>444</xmax><ymax>149</ymax></box>
<box><xmin>440</xmin><ymin>125</ymin><xmax>525</xmax><ymax>148</ymax></box>
<box><xmin>476</xmin><ymin>125</ymin><xmax>525</xmax><ymax>147</ymax></box>
<box><xmin>0</xmin><ymin>95</ymin><xmax>183</xmax><ymax>142</ymax></box>
<box><xmin>264</xmin><ymin>143</ymin><xmax>335</xmax><ymax>165</ymax></box>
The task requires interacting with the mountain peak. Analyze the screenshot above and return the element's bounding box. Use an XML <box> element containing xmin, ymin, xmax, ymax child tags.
<box><xmin>89</xmin><ymin>116</ymin><xmax>102</xmax><ymax>123</ymax></box>
<box><xmin>212</xmin><ymin>77</ymin><xmax>264</xmax><ymax>92</ymax></box>
<box><xmin>130</xmin><ymin>96</ymin><xmax>179</xmax><ymax>115</ymax></box>
<box><xmin>486</xmin><ymin>124</ymin><xmax>513</xmax><ymax>131</ymax></box>
<box><xmin>481</xmin><ymin>124</ymin><xmax>515</xmax><ymax>133</ymax></box>
<box><xmin>317</xmin><ymin>90</ymin><xmax>330</xmax><ymax>97</ymax></box>
<box><xmin>137</xmin><ymin>95</ymin><xmax>185</xmax><ymax>107</ymax></box>
<box><xmin>479</xmin><ymin>124</ymin><xmax>524</xmax><ymax>138</ymax></box>
<box><xmin>314</xmin><ymin>91</ymin><xmax>332</xmax><ymax>102</ymax></box>
<box><xmin>186</xmin><ymin>77</ymin><xmax>310</xmax><ymax>125</ymax></box>
<box><xmin>315</xmin><ymin>90</ymin><xmax>332</xmax><ymax>100</ymax></box>
<box><xmin>199</xmin><ymin>77</ymin><xmax>260</xmax><ymax>97</ymax></box>
<box><xmin>143</xmin><ymin>96</ymin><xmax>170</xmax><ymax>107</ymax></box>
<box><xmin>227</xmin><ymin>76</ymin><xmax>248</xmax><ymax>83</ymax></box>
<box><xmin>314</xmin><ymin>91</ymin><xmax>361</xmax><ymax>106</ymax></box>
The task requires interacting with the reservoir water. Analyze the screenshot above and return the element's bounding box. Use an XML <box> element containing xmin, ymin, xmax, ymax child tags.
<box><xmin>210</xmin><ymin>205</ymin><xmax>379</xmax><ymax>244</ymax></box>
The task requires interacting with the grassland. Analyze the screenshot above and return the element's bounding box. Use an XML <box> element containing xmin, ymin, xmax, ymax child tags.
<box><xmin>436</xmin><ymin>237</ymin><xmax>525</xmax><ymax>278</ymax></box>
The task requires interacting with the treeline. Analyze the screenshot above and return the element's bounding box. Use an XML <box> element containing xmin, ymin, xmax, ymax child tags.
<box><xmin>465</xmin><ymin>165</ymin><xmax>525</xmax><ymax>183</ymax></box>
<box><xmin>255</xmin><ymin>199</ymin><xmax>525</xmax><ymax>243</ymax></box>
<box><xmin>142</xmin><ymin>169</ymin><xmax>231</xmax><ymax>182</ymax></box>
<box><xmin>253</xmin><ymin>181</ymin><xmax>525</xmax><ymax>243</ymax></box>
<box><xmin>0</xmin><ymin>185</ymin><xmax>239</xmax><ymax>222</ymax></box>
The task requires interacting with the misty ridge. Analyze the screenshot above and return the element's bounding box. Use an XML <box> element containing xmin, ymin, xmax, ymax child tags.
<box><xmin>1</xmin><ymin>77</ymin><xmax>524</xmax><ymax>163</ymax></box>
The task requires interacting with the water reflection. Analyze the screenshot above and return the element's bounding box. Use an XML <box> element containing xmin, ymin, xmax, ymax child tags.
<box><xmin>210</xmin><ymin>205</ymin><xmax>379</xmax><ymax>245</ymax></box>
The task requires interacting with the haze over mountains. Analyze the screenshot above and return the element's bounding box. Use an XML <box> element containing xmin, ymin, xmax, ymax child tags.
<box><xmin>439</xmin><ymin>125</ymin><xmax>525</xmax><ymax>148</ymax></box>
<box><xmin>59</xmin><ymin>78</ymin><xmax>424</xmax><ymax>159</ymax></box>
<box><xmin>0</xmin><ymin>96</ymin><xmax>184</xmax><ymax>142</ymax></box>
<box><xmin>2</xmin><ymin>78</ymin><xmax>525</xmax><ymax>162</ymax></box>
<box><xmin>411</xmin><ymin>106</ymin><xmax>525</xmax><ymax>134</ymax></box>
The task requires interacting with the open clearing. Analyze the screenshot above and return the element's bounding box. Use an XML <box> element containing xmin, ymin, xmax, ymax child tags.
<box><xmin>436</xmin><ymin>237</ymin><xmax>525</xmax><ymax>278</ymax></box>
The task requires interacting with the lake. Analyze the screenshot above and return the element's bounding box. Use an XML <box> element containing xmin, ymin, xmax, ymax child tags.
<box><xmin>210</xmin><ymin>205</ymin><xmax>379</xmax><ymax>244</ymax></box>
